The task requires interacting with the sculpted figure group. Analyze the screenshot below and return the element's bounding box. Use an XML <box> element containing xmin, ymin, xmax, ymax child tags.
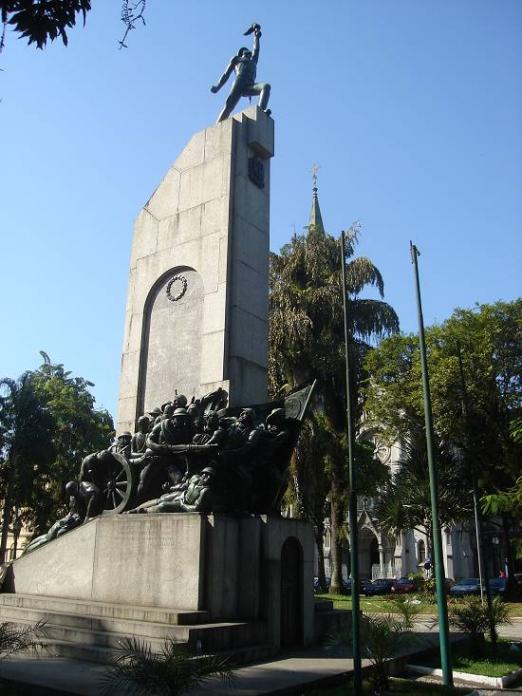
<box><xmin>23</xmin><ymin>381</ymin><xmax>314</xmax><ymax>555</ymax></box>
<box><xmin>23</xmin><ymin>387</ymin><xmax>303</xmax><ymax>555</ymax></box>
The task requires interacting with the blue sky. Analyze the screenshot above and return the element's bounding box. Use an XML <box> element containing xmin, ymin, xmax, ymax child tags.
<box><xmin>1</xmin><ymin>1</ymin><xmax>520</xmax><ymax>418</ymax></box>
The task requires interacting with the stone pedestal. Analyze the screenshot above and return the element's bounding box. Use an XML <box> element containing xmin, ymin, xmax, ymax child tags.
<box><xmin>117</xmin><ymin>107</ymin><xmax>274</xmax><ymax>433</ymax></box>
<box><xmin>5</xmin><ymin>514</ymin><xmax>314</xmax><ymax>650</ymax></box>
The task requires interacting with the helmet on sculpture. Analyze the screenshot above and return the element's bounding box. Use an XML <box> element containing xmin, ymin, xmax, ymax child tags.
<box><xmin>174</xmin><ymin>394</ymin><xmax>188</xmax><ymax>408</ymax></box>
<box><xmin>137</xmin><ymin>415</ymin><xmax>150</xmax><ymax>431</ymax></box>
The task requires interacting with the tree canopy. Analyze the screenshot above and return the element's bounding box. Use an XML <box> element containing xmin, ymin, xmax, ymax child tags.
<box><xmin>0</xmin><ymin>352</ymin><xmax>113</xmax><ymax>558</ymax></box>
<box><xmin>363</xmin><ymin>300</ymin><xmax>522</xmax><ymax>492</ymax></box>
<box><xmin>0</xmin><ymin>0</ymin><xmax>91</xmax><ymax>50</ymax></box>
<box><xmin>269</xmin><ymin>220</ymin><xmax>399</xmax><ymax>592</ymax></box>
<box><xmin>0</xmin><ymin>1</ymin><xmax>146</xmax><ymax>52</ymax></box>
<box><xmin>364</xmin><ymin>299</ymin><xmax>522</xmax><ymax>573</ymax></box>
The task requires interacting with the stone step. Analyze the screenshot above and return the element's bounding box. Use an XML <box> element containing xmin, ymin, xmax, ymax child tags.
<box><xmin>0</xmin><ymin>592</ymin><xmax>208</xmax><ymax>625</ymax></box>
<box><xmin>38</xmin><ymin>637</ymin><xmax>120</xmax><ymax>665</ymax></box>
<box><xmin>2</xmin><ymin>609</ymin><xmax>264</xmax><ymax>652</ymax></box>
<box><xmin>35</xmin><ymin>636</ymin><xmax>276</xmax><ymax>667</ymax></box>
<box><xmin>0</xmin><ymin>604</ymin><xmax>201</xmax><ymax>642</ymax></box>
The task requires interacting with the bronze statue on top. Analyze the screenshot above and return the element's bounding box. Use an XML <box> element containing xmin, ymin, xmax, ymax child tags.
<box><xmin>211</xmin><ymin>22</ymin><xmax>271</xmax><ymax>123</ymax></box>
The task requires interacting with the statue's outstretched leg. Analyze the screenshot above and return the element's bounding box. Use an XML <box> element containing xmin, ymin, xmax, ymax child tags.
<box><xmin>217</xmin><ymin>81</ymin><xmax>243</xmax><ymax>122</ymax></box>
<box><xmin>245</xmin><ymin>83</ymin><xmax>271</xmax><ymax>115</ymax></box>
<box><xmin>258</xmin><ymin>83</ymin><xmax>271</xmax><ymax>112</ymax></box>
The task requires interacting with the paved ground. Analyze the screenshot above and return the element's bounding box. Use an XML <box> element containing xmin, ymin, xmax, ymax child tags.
<box><xmin>0</xmin><ymin>622</ymin><xmax>520</xmax><ymax>695</ymax></box>
<box><xmin>0</xmin><ymin>649</ymin><xmax>358</xmax><ymax>696</ymax></box>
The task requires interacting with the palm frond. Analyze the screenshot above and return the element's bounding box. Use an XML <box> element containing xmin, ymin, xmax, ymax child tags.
<box><xmin>0</xmin><ymin>620</ymin><xmax>45</xmax><ymax>660</ymax></box>
<box><xmin>345</xmin><ymin>257</ymin><xmax>385</xmax><ymax>297</ymax></box>
<box><xmin>347</xmin><ymin>299</ymin><xmax>400</xmax><ymax>340</ymax></box>
<box><xmin>98</xmin><ymin>636</ymin><xmax>233</xmax><ymax>696</ymax></box>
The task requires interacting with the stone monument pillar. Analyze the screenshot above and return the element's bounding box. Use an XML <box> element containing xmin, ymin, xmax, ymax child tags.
<box><xmin>117</xmin><ymin>107</ymin><xmax>274</xmax><ymax>433</ymax></box>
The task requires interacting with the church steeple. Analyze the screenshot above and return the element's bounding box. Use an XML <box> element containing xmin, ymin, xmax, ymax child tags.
<box><xmin>308</xmin><ymin>163</ymin><xmax>325</xmax><ymax>234</ymax></box>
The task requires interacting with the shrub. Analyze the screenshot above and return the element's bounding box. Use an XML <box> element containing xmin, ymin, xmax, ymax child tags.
<box><xmin>99</xmin><ymin>636</ymin><xmax>233</xmax><ymax>696</ymax></box>
<box><xmin>390</xmin><ymin>596</ymin><xmax>422</xmax><ymax>630</ymax></box>
<box><xmin>446</xmin><ymin>597</ymin><xmax>510</xmax><ymax>655</ymax></box>
<box><xmin>328</xmin><ymin>614</ymin><xmax>413</xmax><ymax>695</ymax></box>
<box><xmin>0</xmin><ymin>621</ymin><xmax>44</xmax><ymax>660</ymax></box>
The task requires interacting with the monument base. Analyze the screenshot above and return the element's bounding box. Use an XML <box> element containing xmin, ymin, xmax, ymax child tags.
<box><xmin>1</xmin><ymin>514</ymin><xmax>315</xmax><ymax>659</ymax></box>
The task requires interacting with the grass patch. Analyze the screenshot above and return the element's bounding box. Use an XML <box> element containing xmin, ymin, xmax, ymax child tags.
<box><xmin>316</xmin><ymin>592</ymin><xmax>436</xmax><ymax>615</ymax></box>
<box><xmin>305</xmin><ymin>676</ymin><xmax>469</xmax><ymax>695</ymax></box>
<box><xmin>417</xmin><ymin>642</ymin><xmax>522</xmax><ymax>678</ymax></box>
<box><xmin>316</xmin><ymin>593</ymin><xmax>522</xmax><ymax>618</ymax></box>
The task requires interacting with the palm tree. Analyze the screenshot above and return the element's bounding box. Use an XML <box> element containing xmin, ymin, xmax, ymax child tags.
<box><xmin>0</xmin><ymin>373</ymin><xmax>53</xmax><ymax>563</ymax></box>
<box><xmin>99</xmin><ymin>637</ymin><xmax>233</xmax><ymax>696</ymax></box>
<box><xmin>269</xmin><ymin>198</ymin><xmax>399</xmax><ymax>593</ymax></box>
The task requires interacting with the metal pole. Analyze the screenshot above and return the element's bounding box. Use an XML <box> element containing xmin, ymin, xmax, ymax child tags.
<box><xmin>341</xmin><ymin>231</ymin><xmax>362</xmax><ymax>694</ymax></box>
<box><xmin>472</xmin><ymin>486</ymin><xmax>485</xmax><ymax>604</ymax></box>
<box><xmin>410</xmin><ymin>242</ymin><xmax>453</xmax><ymax>688</ymax></box>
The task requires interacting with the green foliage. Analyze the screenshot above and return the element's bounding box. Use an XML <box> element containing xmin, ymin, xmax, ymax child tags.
<box><xmin>269</xmin><ymin>221</ymin><xmax>398</xmax><ymax>589</ymax></box>
<box><xmin>99</xmin><ymin>636</ymin><xmax>233</xmax><ymax>696</ymax></box>
<box><xmin>0</xmin><ymin>620</ymin><xmax>44</xmax><ymax>660</ymax></box>
<box><xmin>374</xmin><ymin>427</ymin><xmax>467</xmax><ymax>543</ymax></box>
<box><xmin>364</xmin><ymin>300</ymin><xmax>522</xmax><ymax>531</ymax></box>
<box><xmin>445</xmin><ymin>597</ymin><xmax>510</xmax><ymax>654</ymax></box>
<box><xmin>29</xmin><ymin>352</ymin><xmax>113</xmax><ymax>531</ymax></box>
<box><xmin>269</xmin><ymin>223</ymin><xmax>399</xmax><ymax>429</ymax></box>
<box><xmin>0</xmin><ymin>353</ymin><xmax>113</xmax><ymax>541</ymax></box>
<box><xmin>0</xmin><ymin>371</ymin><xmax>55</xmax><ymax>560</ymax></box>
<box><xmin>0</xmin><ymin>1</ymin><xmax>91</xmax><ymax>50</ymax></box>
<box><xmin>329</xmin><ymin>613</ymin><xmax>412</xmax><ymax>694</ymax></box>
<box><xmin>389</xmin><ymin>596</ymin><xmax>421</xmax><ymax>630</ymax></box>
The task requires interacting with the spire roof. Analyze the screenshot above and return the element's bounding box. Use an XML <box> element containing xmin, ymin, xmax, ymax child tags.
<box><xmin>308</xmin><ymin>164</ymin><xmax>325</xmax><ymax>234</ymax></box>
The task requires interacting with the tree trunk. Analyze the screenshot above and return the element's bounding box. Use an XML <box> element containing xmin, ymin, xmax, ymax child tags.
<box><xmin>0</xmin><ymin>466</ymin><xmax>15</xmax><ymax>565</ymax></box>
<box><xmin>313</xmin><ymin>517</ymin><xmax>327</xmax><ymax>590</ymax></box>
<box><xmin>329</xmin><ymin>492</ymin><xmax>345</xmax><ymax>594</ymax></box>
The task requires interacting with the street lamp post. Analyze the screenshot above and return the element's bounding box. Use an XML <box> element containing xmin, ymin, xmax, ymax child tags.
<box><xmin>410</xmin><ymin>242</ymin><xmax>453</xmax><ymax>688</ymax></box>
<box><xmin>341</xmin><ymin>230</ymin><xmax>362</xmax><ymax>695</ymax></box>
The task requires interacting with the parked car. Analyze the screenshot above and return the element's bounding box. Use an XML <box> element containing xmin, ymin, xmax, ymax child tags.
<box><xmin>363</xmin><ymin>579</ymin><xmax>396</xmax><ymax>596</ymax></box>
<box><xmin>486</xmin><ymin>578</ymin><xmax>507</xmax><ymax>595</ymax></box>
<box><xmin>391</xmin><ymin>577</ymin><xmax>417</xmax><ymax>594</ymax></box>
<box><xmin>343</xmin><ymin>578</ymin><xmax>373</xmax><ymax>595</ymax></box>
<box><xmin>449</xmin><ymin>577</ymin><xmax>481</xmax><ymax>597</ymax></box>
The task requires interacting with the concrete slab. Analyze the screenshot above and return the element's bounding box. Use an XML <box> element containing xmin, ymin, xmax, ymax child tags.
<box><xmin>0</xmin><ymin>626</ymin><xmax>478</xmax><ymax>696</ymax></box>
<box><xmin>0</xmin><ymin>649</ymin><xmax>356</xmax><ymax>696</ymax></box>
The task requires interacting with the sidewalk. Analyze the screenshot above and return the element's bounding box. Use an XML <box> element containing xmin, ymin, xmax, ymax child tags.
<box><xmin>0</xmin><ymin>631</ymin><xmax>491</xmax><ymax>696</ymax></box>
<box><xmin>0</xmin><ymin>648</ymin><xmax>357</xmax><ymax>696</ymax></box>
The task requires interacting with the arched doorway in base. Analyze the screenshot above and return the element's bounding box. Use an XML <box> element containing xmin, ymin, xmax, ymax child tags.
<box><xmin>280</xmin><ymin>537</ymin><xmax>303</xmax><ymax>647</ymax></box>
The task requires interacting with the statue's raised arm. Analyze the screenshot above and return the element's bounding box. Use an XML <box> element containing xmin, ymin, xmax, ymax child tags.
<box><xmin>211</xmin><ymin>22</ymin><xmax>271</xmax><ymax>123</ymax></box>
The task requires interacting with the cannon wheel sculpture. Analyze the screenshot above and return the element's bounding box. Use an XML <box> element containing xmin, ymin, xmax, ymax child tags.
<box><xmin>102</xmin><ymin>453</ymin><xmax>135</xmax><ymax>514</ymax></box>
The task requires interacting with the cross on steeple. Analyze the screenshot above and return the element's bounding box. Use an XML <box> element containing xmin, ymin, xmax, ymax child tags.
<box><xmin>311</xmin><ymin>163</ymin><xmax>320</xmax><ymax>191</ymax></box>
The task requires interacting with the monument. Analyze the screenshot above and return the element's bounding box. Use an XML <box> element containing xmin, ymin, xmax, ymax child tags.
<box><xmin>0</xmin><ymin>24</ymin><xmax>327</xmax><ymax>662</ymax></box>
